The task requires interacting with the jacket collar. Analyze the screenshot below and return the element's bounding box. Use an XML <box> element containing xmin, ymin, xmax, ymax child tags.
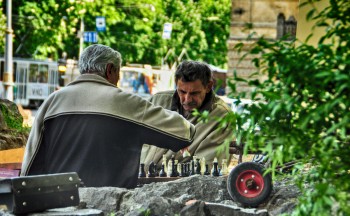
<box><xmin>171</xmin><ymin>90</ymin><xmax>215</xmax><ymax>117</ymax></box>
<box><xmin>68</xmin><ymin>74</ymin><xmax>117</xmax><ymax>88</ymax></box>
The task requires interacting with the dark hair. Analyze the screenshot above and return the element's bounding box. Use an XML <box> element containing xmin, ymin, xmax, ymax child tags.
<box><xmin>175</xmin><ymin>60</ymin><xmax>213</xmax><ymax>86</ymax></box>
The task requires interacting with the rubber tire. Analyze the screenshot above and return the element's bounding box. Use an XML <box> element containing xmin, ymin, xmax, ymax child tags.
<box><xmin>227</xmin><ymin>162</ymin><xmax>272</xmax><ymax>207</ymax></box>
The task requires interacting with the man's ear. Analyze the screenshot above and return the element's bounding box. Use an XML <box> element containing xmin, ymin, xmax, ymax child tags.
<box><xmin>106</xmin><ymin>63</ymin><xmax>113</xmax><ymax>79</ymax></box>
<box><xmin>206</xmin><ymin>80</ymin><xmax>214</xmax><ymax>93</ymax></box>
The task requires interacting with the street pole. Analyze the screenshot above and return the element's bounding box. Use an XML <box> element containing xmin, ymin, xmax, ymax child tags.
<box><xmin>79</xmin><ymin>17</ymin><xmax>84</xmax><ymax>60</ymax></box>
<box><xmin>4</xmin><ymin>0</ymin><xmax>14</xmax><ymax>101</ymax></box>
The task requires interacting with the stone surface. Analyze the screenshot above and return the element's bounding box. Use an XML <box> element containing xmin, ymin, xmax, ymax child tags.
<box><xmin>1</xmin><ymin>171</ymin><xmax>300</xmax><ymax>216</ymax></box>
<box><xmin>78</xmin><ymin>175</ymin><xmax>300</xmax><ymax>216</ymax></box>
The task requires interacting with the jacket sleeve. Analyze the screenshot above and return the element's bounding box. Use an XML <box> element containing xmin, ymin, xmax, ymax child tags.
<box><xmin>140</xmin><ymin>100</ymin><xmax>196</xmax><ymax>152</ymax></box>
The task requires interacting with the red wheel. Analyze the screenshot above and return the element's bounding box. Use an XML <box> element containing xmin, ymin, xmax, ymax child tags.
<box><xmin>227</xmin><ymin>162</ymin><xmax>272</xmax><ymax>207</ymax></box>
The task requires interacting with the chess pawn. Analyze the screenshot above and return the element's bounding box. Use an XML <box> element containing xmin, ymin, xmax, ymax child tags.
<box><xmin>159</xmin><ymin>164</ymin><xmax>167</xmax><ymax>177</ymax></box>
<box><xmin>139</xmin><ymin>163</ymin><xmax>146</xmax><ymax>177</ymax></box>
<box><xmin>147</xmin><ymin>161</ymin><xmax>156</xmax><ymax>177</ymax></box>
<box><xmin>221</xmin><ymin>159</ymin><xmax>228</xmax><ymax>176</ymax></box>
<box><xmin>204</xmin><ymin>164</ymin><xmax>210</xmax><ymax>175</ymax></box>
<box><xmin>211</xmin><ymin>161</ymin><xmax>220</xmax><ymax>177</ymax></box>
<box><xmin>200</xmin><ymin>157</ymin><xmax>206</xmax><ymax>175</ymax></box>
<box><xmin>195</xmin><ymin>158</ymin><xmax>201</xmax><ymax>175</ymax></box>
<box><xmin>162</xmin><ymin>154</ymin><xmax>168</xmax><ymax>173</ymax></box>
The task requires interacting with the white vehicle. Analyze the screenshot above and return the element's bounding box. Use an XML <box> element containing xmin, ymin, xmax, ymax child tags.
<box><xmin>0</xmin><ymin>57</ymin><xmax>59</xmax><ymax>107</ymax></box>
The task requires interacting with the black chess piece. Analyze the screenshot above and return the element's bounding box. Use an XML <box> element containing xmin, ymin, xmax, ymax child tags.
<box><xmin>211</xmin><ymin>162</ymin><xmax>220</xmax><ymax>177</ymax></box>
<box><xmin>204</xmin><ymin>164</ymin><xmax>210</xmax><ymax>175</ymax></box>
<box><xmin>170</xmin><ymin>155</ymin><xmax>178</xmax><ymax>177</ymax></box>
<box><xmin>189</xmin><ymin>160</ymin><xmax>195</xmax><ymax>176</ymax></box>
<box><xmin>147</xmin><ymin>161</ymin><xmax>156</xmax><ymax>177</ymax></box>
<box><xmin>195</xmin><ymin>158</ymin><xmax>201</xmax><ymax>175</ymax></box>
<box><xmin>159</xmin><ymin>164</ymin><xmax>167</xmax><ymax>177</ymax></box>
<box><xmin>184</xmin><ymin>162</ymin><xmax>189</xmax><ymax>176</ymax></box>
<box><xmin>179</xmin><ymin>163</ymin><xmax>186</xmax><ymax>177</ymax></box>
<box><xmin>139</xmin><ymin>163</ymin><xmax>146</xmax><ymax>177</ymax></box>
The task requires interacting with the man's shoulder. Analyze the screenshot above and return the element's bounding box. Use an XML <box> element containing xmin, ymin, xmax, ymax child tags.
<box><xmin>211</xmin><ymin>95</ymin><xmax>231</xmax><ymax>115</ymax></box>
<box><xmin>152</xmin><ymin>90</ymin><xmax>174</xmax><ymax>97</ymax></box>
<box><xmin>150</xmin><ymin>90</ymin><xmax>174</xmax><ymax>101</ymax></box>
<box><xmin>149</xmin><ymin>90</ymin><xmax>175</xmax><ymax>108</ymax></box>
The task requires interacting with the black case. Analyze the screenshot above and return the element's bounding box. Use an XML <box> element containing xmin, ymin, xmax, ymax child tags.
<box><xmin>0</xmin><ymin>172</ymin><xmax>80</xmax><ymax>214</ymax></box>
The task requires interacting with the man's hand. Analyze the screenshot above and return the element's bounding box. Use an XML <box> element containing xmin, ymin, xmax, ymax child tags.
<box><xmin>181</xmin><ymin>147</ymin><xmax>191</xmax><ymax>158</ymax></box>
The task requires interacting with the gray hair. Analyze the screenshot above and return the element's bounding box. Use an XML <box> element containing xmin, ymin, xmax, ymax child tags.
<box><xmin>79</xmin><ymin>44</ymin><xmax>122</xmax><ymax>78</ymax></box>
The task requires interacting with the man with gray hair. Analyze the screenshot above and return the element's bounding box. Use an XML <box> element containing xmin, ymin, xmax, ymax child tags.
<box><xmin>21</xmin><ymin>44</ymin><xmax>195</xmax><ymax>188</ymax></box>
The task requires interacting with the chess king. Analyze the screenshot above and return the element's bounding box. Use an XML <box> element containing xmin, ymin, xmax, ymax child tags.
<box><xmin>141</xmin><ymin>60</ymin><xmax>232</xmax><ymax>169</ymax></box>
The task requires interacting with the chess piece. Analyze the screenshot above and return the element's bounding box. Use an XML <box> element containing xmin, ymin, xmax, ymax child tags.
<box><xmin>147</xmin><ymin>161</ymin><xmax>156</xmax><ymax>177</ymax></box>
<box><xmin>211</xmin><ymin>161</ymin><xmax>220</xmax><ymax>177</ymax></box>
<box><xmin>159</xmin><ymin>164</ymin><xmax>167</xmax><ymax>177</ymax></box>
<box><xmin>162</xmin><ymin>154</ymin><xmax>168</xmax><ymax>173</ymax></box>
<box><xmin>139</xmin><ymin>163</ymin><xmax>146</xmax><ymax>177</ymax></box>
<box><xmin>195</xmin><ymin>158</ymin><xmax>201</xmax><ymax>175</ymax></box>
<box><xmin>185</xmin><ymin>162</ymin><xmax>190</xmax><ymax>176</ymax></box>
<box><xmin>170</xmin><ymin>155</ymin><xmax>178</xmax><ymax>177</ymax></box>
<box><xmin>179</xmin><ymin>163</ymin><xmax>186</xmax><ymax>177</ymax></box>
<box><xmin>211</xmin><ymin>158</ymin><xmax>220</xmax><ymax>176</ymax></box>
<box><xmin>200</xmin><ymin>157</ymin><xmax>206</xmax><ymax>175</ymax></box>
<box><xmin>167</xmin><ymin>157</ymin><xmax>173</xmax><ymax>177</ymax></box>
<box><xmin>211</xmin><ymin>157</ymin><xmax>218</xmax><ymax>174</ymax></box>
<box><xmin>177</xmin><ymin>161</ymin><xmax>181</xmax><ymax>176</ymax></box>
<box><xmin>189</xmin><ymin>160</ymin><xmax>195</xmax><ymax>176</ymax></box>
<box><xmin>204</xmin><ymin>164</ymin><xmax>210</xmax><ymax>175</ymax></box>
<box><xmin>221</xmin><ymin>159</ymin><xmax>228</xmax><ymax>176</ymax></box>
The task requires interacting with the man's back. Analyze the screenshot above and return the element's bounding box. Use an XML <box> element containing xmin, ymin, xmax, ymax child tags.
<box><xmin>21</xmin><ymin>74</ymin><xmax>195</xmax><ymax>188</ymax></box>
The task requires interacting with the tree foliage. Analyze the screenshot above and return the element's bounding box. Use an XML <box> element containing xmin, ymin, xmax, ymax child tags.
<box><xmin>228</xmin><ymin>0</ymin><xmax>350</xmax><ymax>215</ymax></box>
<box><xmin>1</xmin><ymin>0</ymin><xmax>230</xmax><ymax>67</ymax></box>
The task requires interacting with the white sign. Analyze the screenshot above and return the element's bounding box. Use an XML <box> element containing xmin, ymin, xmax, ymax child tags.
<box><xmin>96</xmin><ymin>16</ymin><xmax>106</xmax><ymax>32</ymax></box>
<box><xmin>162</xmin><ymin>23</ymin><xmax>172</xmax><ymax>39</ymax></box>
<box><xmin>27</xmin><ymin>83</ymin><xmax>49</xmax><ymax>99</ymax></box>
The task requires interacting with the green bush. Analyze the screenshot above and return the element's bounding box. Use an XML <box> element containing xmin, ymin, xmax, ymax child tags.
<box><xmin>227</xmin><ymin>0</ymin><xmax>350</xmax><ymax>215</ymax></box>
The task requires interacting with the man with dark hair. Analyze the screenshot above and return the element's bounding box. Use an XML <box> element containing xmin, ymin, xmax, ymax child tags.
<box><xmin>21</xmin><ymin>44</ymin><xmax>195</xmax><ymax>188</ymax></box>
<box><xmin>141</xmin><ymin>60</ymin><xmax>232</xmax><ymax>168</ymax></box>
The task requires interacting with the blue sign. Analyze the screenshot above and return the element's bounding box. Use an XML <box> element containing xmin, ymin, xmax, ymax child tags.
<box><xmin>84</xmin><ymin>32</ymin><xmax>98</xmax><ymax>43</ymax></box>
<box><xmin>96</xmin><ymin>16</ymin><xmax>106</xmax><ymax>32</ymax></box>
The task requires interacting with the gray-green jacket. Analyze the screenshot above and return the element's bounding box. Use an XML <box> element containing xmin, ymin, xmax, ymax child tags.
<box><xmin>141</xmin><ymin>90</ymin><xmax>232</xmax><ymax>169</ymax></box>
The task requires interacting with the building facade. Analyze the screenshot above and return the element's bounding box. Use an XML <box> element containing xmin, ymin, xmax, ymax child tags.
<box><xmin>227</xmin><ymin>0</ymin><xmax>299</xmax><ymax>95</ymax></box>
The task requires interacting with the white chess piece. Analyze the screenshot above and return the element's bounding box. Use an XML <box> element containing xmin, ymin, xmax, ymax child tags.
<box><xmin>162</xmin><ymin>154</ymin><xmax>168</xmax><ymax>173</ymax></box>
<box><xmin>200</xmin><ymin>157</ymin><xmax>206</xmax><ymax>175</ymax></box>
<box><xmin>221</xmin><ymin>159</ymin><xmax>228</xmax><ymax>175</ymax></box>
